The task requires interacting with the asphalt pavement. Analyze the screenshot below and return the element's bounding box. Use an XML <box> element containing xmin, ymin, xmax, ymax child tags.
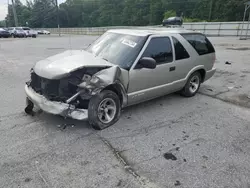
<box><xmin>0</xmin><ymin>35</ymin><xmax>250</xmax><ymax>188</ymax></box>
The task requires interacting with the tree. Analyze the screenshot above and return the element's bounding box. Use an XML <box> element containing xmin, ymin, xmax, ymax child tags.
<box><xmin>4</xmin><ymin>0</ymin><xmax>249</xmax><ymax>28</ymax></box>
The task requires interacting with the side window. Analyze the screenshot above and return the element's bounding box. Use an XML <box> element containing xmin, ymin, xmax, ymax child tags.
<box><xmin>142</xmin><ymin>37</ymin><xmax>173</xmax><ymax>64</ymax></box>
<box><xmin>172</xmin><ymin>37</ymin><xmax>190</xmax><ymax>60</ymax></box>
<box><xmin>181</xmin><ymin>34</ymin><xmax>215</xmax><ymax>55</ymax></box>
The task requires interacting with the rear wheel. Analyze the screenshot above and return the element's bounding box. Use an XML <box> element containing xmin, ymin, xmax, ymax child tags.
<box><xmin>181</xmin><ymin>71</ymin><xmax>201</xmax><ymax>97</ymax></box>
<box><xmin>88</xmin><ymin>90</ymin><xmax>121</xmax><ymax>130</ymax></box>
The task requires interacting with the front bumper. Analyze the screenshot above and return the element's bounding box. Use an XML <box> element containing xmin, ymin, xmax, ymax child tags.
<box><xmin>25</xmin><ymin>84</ymin><xmax>88</xmax><ymax>120</ymax></box>
<box><xmin>204</xmin><ymin>68</ymin><xmax>216</xmax><ymax>82</ymax></box>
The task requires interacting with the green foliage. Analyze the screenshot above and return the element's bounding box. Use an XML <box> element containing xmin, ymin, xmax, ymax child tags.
<box><xmin>0</xmin><ymin>20</ymin><xmax>6</xmax><ymax>27</ymax></box>
<box><xmin>163</xmin><ymin>10</ymin><xmax>176</xmax><ymax>19</ymax></box>
<box><xmin>183</xmin><ymin>17</ymin><xmax>207</xmax><ymax>23</ymax></box>
<box><xmin>4</xmin><ymin>0</ymin><xmax>248</xmax><ymax>28</ymax></box>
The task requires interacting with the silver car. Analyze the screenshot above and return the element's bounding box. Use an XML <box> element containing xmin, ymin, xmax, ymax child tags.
<box><xmin>8</xmin><ymin>27</ymin><xmax>26</xmax><ymax>38</ymax></box>
<box><xmin>21</xmin><ymin>27</ymin><xmax>38</xmax><ymax>38</ymax></box>
<box><xmin>24</xmin><ymin>29</ymin><xmax>216</xmax><ymax>130</ymax></box>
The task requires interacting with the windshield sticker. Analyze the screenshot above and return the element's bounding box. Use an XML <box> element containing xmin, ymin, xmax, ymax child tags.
<box><xmin>121</xmin><ymin>39</ymin><xmax>137</xmax><ymax>48</ymax></box>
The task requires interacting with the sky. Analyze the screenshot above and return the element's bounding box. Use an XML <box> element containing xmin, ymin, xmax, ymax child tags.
<box><xmin>0</xmin><ymin>0</ymin><xmax>65</xmax><ymax>20</ymax></box>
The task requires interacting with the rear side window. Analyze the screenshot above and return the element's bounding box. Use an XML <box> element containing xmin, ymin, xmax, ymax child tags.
<box><xmin>172</xmin><ymin>37</ymin><xmax>190</xmax><ymax>60</ymax></box>
<box><xmin>181</xmin><ymin>34</ymin><xmax>215</xmax><ymax>55</ymax></box>
<box><xmin>142</xmin><ymin>37</ymin><xmax>173</xmax><ymax>64</ymax></box>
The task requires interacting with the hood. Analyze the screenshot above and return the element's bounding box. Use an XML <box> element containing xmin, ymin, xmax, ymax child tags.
<box><xmin>34</xmin><ymin>50</ymin><xmax>113</xmax><ymax>79</ymax></box>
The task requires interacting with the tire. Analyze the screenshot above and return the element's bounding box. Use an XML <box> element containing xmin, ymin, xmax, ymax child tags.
<box><xmin>88</xmin><ymin>90</ymin><xmax>121</xmax><ymax>130</ymax></box>
<box><xmin>181</xmin><ymin>71</ymin><xmax>201</xmax><ymax>97</ymax></box>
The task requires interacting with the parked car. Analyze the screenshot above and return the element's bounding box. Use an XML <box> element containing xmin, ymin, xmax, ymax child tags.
<box><xmin>21</xmin><ymin>27</ymin><xmax>38</xmax><ymax>38</ymax></box>
<box><xmin>24</xmin><ymin>29</ymin><xmax>216</xmax><ymax>130</ymax></box>
<box><xmin>0</xmin><ymin>28</ymin><xmax>11</xmax><ymax>38</ymax></box>
<box><xmin>37</xmin><ymin>30</ymin><xmax>50</xmax><ymax>35</ymax></box>
<box><xmin>8</xmin><ymin>27</ymin><xmax>26</xmax><ymax>38</ymax></box>
<box><xmin>163</xmin><ymin>17</ymin><xmax>183</xmax><ymax>26</ymax></box>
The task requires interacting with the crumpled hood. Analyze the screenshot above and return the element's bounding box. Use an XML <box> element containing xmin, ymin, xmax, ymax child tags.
<box><xmin>34</xmin><ymin>50</ymin><xmax>113</xmax><ymax>79</ymax></box>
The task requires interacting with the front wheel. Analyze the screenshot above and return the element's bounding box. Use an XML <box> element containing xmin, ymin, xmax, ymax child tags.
<box><xmin>88</xmin><ymin>90</ymin><xmax>121</xmax><ymax>130</ymax></box>
<box><xmin>181</xmin><ymin>71</ymin><xmax>201</xmax><ymax>97</ymax></box>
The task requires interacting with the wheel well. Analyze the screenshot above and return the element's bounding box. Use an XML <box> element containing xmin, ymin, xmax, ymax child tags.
<box><xmin>197</xmin><ymin>69</ymin><xmax>206</xmax><ymax>83</ymax></box>
<box><xmin>103</xmin><ymin>84</ymin><xmax>123</xmax><ymax>104</ymax></box>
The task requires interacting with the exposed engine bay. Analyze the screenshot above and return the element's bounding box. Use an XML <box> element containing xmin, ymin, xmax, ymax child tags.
<box><xmin>28</xmin><ymin>67</ymin><xmax>107</xmax><ymax>109</ymax></box>
<box><xmin>25</xmin><ymin>65</ymin><xmax>128</xmax><ymax>120</ymax></box>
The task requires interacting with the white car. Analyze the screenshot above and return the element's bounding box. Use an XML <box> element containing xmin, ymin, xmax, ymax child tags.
<box><xmin>21</xmin><ymin>27</ymin><xmax>38</xmax><ymax>38</ymax></box>
<box><xmin>37</xmin><ymin>30</ymin><xmax>50</xmax><ymax>35</ymax></box>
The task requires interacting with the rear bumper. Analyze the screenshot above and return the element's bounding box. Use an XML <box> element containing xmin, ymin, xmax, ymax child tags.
<box><xmin>204</xmin><ymin>68</ymin><xmax>216</xmax><ymax>82</ymax></box>
<box><xmin>25</xmin><ymin>84</ymin><xmax>88</xmax><ymax>120</ymax></box>
<box><xmin>16</xmin><ymin>33</ymin><xmax>25</xmax><ymax>37</ymax></box>
<box><xmin>0</xmin><ymin>34</ymin><xmax>10</xmax><ymax>37</ymax></box>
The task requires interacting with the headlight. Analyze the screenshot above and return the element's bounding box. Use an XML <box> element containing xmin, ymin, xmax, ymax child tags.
<box><xmin>90</xmin><ymin>75</ymin><xmax>100</xmax><ymax>84</ymax></box>
<box><xmin>82</xmin><ymin>74</ymin><xmax>91</xmax><ymax>82</ymax></box>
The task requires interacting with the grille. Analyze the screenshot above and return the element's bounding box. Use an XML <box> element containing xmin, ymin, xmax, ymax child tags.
<box><xmin>30</xmin><ymin>72</ymin><xmax>80</xmax><ymax>102</ymax></box>
<box><xmin>29</xmin><ymin>67</ymin><xmax>106</xmax><ymax>102</ymax></box>
<box><xmin>30</xmin><ymin>73</ymin><xmax>61</xmax><ymax>100</ymax></box>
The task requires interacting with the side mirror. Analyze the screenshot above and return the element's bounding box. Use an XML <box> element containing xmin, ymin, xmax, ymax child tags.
<box><xmin>137</xmin><ymin>57</ymin><xmax>156</xmax><ymax>69</ymax></box>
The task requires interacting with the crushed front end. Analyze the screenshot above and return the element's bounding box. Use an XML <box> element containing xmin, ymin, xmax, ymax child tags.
<box><xmin>24</xmin><ymin>66</ymin><xmax>125</xmax><ymax>120</ymax></box>
<box><xmin>25</xmin><ymin>67</ymin><xmax>105</xmax><ymax>120</ymax></box>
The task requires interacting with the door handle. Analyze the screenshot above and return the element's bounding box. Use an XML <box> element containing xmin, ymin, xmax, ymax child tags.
<box><xmin>169</xmin><ymin>66</ymin><xmax>176</xmax><ymax>72</ymax></box>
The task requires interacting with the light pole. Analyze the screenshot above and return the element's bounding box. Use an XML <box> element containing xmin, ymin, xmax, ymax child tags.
<box><xmin>208</xmin><ymin>0</ymin><xmax>213</xmax><ymax>21</ymax></box>
<box><xmin>11</xmin><ymin>0</ymin><xmax>18</xmax><ymax>26</ymax></box>
<box><xmin>55</xmin><ymin>0</ymin><xmax>60</xmax><ymax>36</ymax></box>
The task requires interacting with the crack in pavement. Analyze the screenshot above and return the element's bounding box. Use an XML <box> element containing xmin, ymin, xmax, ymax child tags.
<box><xmin>97</xmin><ymin>134</ymin><xmax>162</xmax><ymax>188</ymax></box>
<box><xmin>198</xmin><ymin>92</ymin><xmax>250</xmax><ymax>109</ymax></box>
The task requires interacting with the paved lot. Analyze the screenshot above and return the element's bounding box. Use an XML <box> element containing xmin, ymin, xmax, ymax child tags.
<box><xmin>0</xmin><ymin>35</ymin><xmax>250</xmax><ymax>188</ymax></box>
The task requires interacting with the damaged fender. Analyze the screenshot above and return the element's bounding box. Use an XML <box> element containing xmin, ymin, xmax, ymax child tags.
<box><xmin>78</xmin><ymin>66</ymin><xmax>129</xmax><ymax>107</ymax></box>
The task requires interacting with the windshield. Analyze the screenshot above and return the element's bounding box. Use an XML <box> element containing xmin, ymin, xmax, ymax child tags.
<box><xmin>86</xmin><ymin>32</ymin><xmax>147</xmax><ymax>70</ymax></box>
<box><xmin>16</xmin><ymin>28</ymin><xmax>23</xmax><ymax>31</ymax></box>
<box><xmin>23</xmin><ymin>28</ymin><xmax>30</xmax><ymax>30</ymax></box>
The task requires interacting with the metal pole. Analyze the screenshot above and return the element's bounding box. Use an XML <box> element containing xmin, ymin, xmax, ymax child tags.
<box><xmin>11</xmin><ymin>0</ymin><xmax>18</xmax><ymax>27</ymax></box>
<box><xmin>245</xmin><ymin>12</ymin><xmax>250</xmax><ymax>39</ymax></box>
<box><xmin>208</xmin><ymin>0</ymin><xmax>213</xmax><ymax>21</ymax></box>
<box><xmin>240</xmin><ymin>5</ymin><xmax>248</xmax><ymax>38</ymax></box>
<box><xmin>55</xmin><ymin>0</ymin><xmax>60</xmax><ymax>36</ymax></box>
<box><xmin>5</xmin><ymin>0</ymin><xmax>9</xmax><ymax>27</ymax></box>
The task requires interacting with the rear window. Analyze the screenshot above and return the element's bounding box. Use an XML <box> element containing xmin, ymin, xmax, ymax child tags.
<box><xmin>172</xmin><ymin>37</ymin><xmax>190</xmax><ymax>60</ymax></box>
<box><xmin>181</xmin><ymin>34</ymin><xmax>215</xmax><ymax>55</ymax></box>
<box><xmin>23</xmin><ymin>28</ymin><xmax>30</xmax><ymax>30</ymax></box>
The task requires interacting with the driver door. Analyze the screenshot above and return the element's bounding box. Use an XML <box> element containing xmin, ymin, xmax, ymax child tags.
<box><xmin>127</xmin><ymin>35</ymin><xmax>176</xmax><ymax>105</ymax></box>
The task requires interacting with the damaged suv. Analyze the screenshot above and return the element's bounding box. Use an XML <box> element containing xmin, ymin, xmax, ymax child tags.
<box><xmin>25</xmin><ymin>29</ymin><xmax>216</xmax><ymax>130</ymax></box>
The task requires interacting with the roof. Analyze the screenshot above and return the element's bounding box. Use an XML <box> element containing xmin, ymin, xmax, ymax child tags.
<box><xmin>108</xmin><ymin>28</ymin><xmax>200</xmax><ymax>36</ymax></box>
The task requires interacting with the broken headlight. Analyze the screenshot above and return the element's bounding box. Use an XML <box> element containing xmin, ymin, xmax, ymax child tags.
<box><xmin>78</xmin><ymin>74</ymin><xmax>100</xmax><ymax>90</ymax></box>
<box><xmin>89</xmin><ymin>75</ymin><xmax>100</xmax><ymax>84</ymax></box>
